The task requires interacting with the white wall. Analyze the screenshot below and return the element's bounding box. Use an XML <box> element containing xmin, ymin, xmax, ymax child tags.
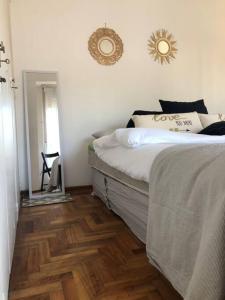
<box><xmin>0</xmin><ymin>0</ymin><xmax>19</xmax><ymax>299</ymax></box>
<box><xmin>10</xmin><ymin>0</ymin><xmax>225</xmax><ymax>190</ymax></box>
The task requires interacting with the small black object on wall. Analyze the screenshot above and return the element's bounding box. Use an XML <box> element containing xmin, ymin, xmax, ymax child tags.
<box><xmin>0</xmin><ymin>41</ymin><xmax>10</xmax><ymax>68</ymax></box>
<box><xmin>0</xmin><ymin>58</ymin><xmax>10</xmax><ymax>67</ymax></box>
<box><xmin>0</xmin><ymin>76</ymin><xmax>6</xmax><ymax>83</ymax></box>
<box><xmin>0</xmin><ymin>41</ymin><xmax>5</xmax><ymax>53</ymax></box>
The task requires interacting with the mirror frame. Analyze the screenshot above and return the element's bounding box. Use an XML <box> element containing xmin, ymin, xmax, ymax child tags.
<box><xmin>148</xmin><ymin>29</ymin><xmax>177</xmax><ymax>65</ymax></box>
<box><xmin>23</xmin><ymin>70</ymin><xmax>65</xmax><ymax>199</ymax></box>
<box><xmin>88</xmin><ymin>27</ymin><xmax>123</xmax><ymax>65</ymax></box>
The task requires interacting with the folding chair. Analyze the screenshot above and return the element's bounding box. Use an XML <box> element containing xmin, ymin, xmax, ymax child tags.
<box><xmin>40</xmin><ymin>152</ymin><xmax>59</xmax><ymax>191</ymax></box>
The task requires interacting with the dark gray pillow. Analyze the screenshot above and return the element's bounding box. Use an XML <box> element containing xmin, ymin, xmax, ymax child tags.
<box><xmin>198</xmin><ymin>121</ymin><xmax>225</xmax><ymax>135</ymax></box>
<box><xmin>127</xmin><ymin>110</ymin><xmax>163</xmax><ymax>128</ymax></box>
<box><xmin>159</xmin><ymin>99</ymin><xmax>208</xmax><ymax>114</ymax></box>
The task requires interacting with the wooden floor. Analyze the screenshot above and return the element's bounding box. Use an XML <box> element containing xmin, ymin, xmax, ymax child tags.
<box><xmin>9</xmin><ymin>192</ymin><xmax>182</xmax><ymax>300</ymax></box>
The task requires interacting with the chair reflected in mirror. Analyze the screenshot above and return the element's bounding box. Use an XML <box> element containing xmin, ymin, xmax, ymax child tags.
<box><xmin>41</xmin><ymin>152</ymin><xmax>61</xmax><ymax>192</ymax></box>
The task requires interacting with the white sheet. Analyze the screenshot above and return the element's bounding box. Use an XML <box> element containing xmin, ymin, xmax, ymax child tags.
<box><xmin>93</xmin><ymin>128</ymin><xmax>225</xmax><ymax>183</ymax></box>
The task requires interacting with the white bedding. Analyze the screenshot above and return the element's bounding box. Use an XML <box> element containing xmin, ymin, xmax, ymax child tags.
<box><xmin>93</xmin><ymin>128</ymin><xmax>225</xmax><ymax>182</ymax></box>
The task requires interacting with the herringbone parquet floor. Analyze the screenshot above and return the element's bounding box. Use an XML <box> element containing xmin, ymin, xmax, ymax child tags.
<box><xmin>9</xmin><ymin>192</ymin><xmax>182</xmax><ymax>300</ymax></box>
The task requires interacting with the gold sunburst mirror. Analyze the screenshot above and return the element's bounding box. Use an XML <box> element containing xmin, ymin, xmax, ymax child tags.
<box><xmin>148</xmin><ymin>29</ymin><xmax>177</xmax><ymax>64</ymax></box>
<box><xmin>88</xmin><ymin>26</ymin><xmax>123</xmax><ymax>65</ymax></box>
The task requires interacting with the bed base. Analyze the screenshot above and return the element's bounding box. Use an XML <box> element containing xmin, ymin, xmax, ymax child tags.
<box><xmin>92</xmin><ymin>168</ymin><xmax>148</xmax><ymax>243</ymax></box>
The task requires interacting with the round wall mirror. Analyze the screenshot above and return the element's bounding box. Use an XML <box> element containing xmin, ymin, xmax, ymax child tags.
<box><xmin>88</xmin><ymin>27</ymin><xmax>123</xmax><ymax>65</ymax></box>
<box><xmin>98</xmin><ymin>38</ymin><xmax>115</xmax><ymax>56</ymax></box>
<box><xmin>157</xmin><ymin>40</ymin><xmax>170</xmax><ymax>55</ymax></box>
<box><xmin>148</xmin><ymin>29</ymin><xmax>177</xmax><ymax>64</ymax></box>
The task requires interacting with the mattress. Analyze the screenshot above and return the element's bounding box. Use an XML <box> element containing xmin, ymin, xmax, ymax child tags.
<box><xmin>89</xmin><ymin>143</ymin><xmax>149</xmax><ymax>242</ymax></box>
<box><xmin>88</xmin><ymin>144</ymin><xmax>149</xmax><ymax>195</ymax></box>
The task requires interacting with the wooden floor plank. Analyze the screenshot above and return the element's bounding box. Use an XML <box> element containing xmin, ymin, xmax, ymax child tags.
<box><xmin>9</xmin><ymin>192</ymin><xmax>182</xmax><ymax>300</ymax></box>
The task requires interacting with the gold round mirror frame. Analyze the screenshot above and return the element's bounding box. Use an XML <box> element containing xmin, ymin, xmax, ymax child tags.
<box><xmin>148</xmin><ymin>29</ymin><xmax>177</xmax><ymax>64</ymax></box>
<box><xmin>88</xmin><ymin>27</ymin><xmax>123</xmax><ymax>65</ymax></box>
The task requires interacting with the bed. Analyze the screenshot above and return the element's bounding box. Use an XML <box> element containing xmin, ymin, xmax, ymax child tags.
<box><xmin>89</xmin><ymin>128</ymin><xmax>225</xmax><ymax>299</ymax></box>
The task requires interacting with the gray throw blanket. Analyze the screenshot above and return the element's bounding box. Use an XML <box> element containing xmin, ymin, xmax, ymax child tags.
<box><xmin>146</xmin><ymin>144</ymin><xmax>225</xmax><ymax>300</ymax></box>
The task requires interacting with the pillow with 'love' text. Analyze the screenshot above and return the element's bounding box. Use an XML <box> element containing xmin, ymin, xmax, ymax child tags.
<box><xmin>132</xmin><ymin>112</ymin><xmax>203</xmax><ymax>133</ymax></box>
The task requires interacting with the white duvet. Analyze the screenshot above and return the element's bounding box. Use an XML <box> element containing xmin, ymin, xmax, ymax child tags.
<box><xmin>93</xmin><ymin>128</ymin><xmax>225</xmax><ymax>183</ymax></box>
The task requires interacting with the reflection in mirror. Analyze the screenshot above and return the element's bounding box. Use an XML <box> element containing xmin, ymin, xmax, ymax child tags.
<box><xmin>158</xmin><ymin>40</ymin><xmax>170</xmax><ymax>55</ymax></box>
<box><xmin>98</xmin><ymin>38</ymin><xmax>114</xmax><ymax>56</ymax></box>
<box><xmin>24</xmin><ymin>71</ymin><xmax>64</xmax><ymax>199</ymax></box>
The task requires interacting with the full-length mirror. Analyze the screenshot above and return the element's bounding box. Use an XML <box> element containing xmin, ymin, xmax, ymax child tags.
<box><xmin>24</xmin><ymin>71</ymin><xmax>65</xmax><ymax>199</ymax></box>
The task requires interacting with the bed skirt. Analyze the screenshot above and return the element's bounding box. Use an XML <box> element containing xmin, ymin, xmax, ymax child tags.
<box><xmin>92</xmin><ymin>168</ymin><xmax>148</xmax><ymax>243</ymax></box>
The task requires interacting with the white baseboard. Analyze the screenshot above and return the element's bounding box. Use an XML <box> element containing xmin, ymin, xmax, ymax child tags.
<box><xmin>0</xmin><ymin>292</ymin><xmax>7</xmax><ymax>300</ymax></box>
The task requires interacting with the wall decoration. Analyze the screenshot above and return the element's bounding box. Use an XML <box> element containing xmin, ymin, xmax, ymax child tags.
<box><xmin>148</xmin><ymin>29</ymin><xmax>177</xmax><ymax>65</ymax></box>
<box><xmin>88</xmin><ymin>26</ymin><xmax>123</xmax><ymax>65</ymax></box>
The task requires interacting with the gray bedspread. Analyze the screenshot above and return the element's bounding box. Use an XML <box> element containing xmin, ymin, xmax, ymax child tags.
<box><xmin>146</xmin><ymin>144</ymin><xmax>225</xmax><ymax>300</ymax></box>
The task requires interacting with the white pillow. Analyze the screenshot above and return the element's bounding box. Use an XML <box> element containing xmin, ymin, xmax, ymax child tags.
<box><xmin>199</xmin><ymin>113</ymin><xmax>225</xmax><ymax>128</ymax></box>
<box><xmin>132</xmin><ymin>112</ymin><xmax>203</xmax><ymax>133</ymax></box>
<box><xmin>92</xmin><ymin>128</ymin><xmax>115</xmax><ymax>139</ymax></box>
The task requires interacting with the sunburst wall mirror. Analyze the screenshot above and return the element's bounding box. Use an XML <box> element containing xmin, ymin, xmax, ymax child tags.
<box><xmin>88</xmin><ymin>26</ymin><xmax>123</xmax><ymax>65</ymax></box>
<box><xmin>148</xmin><ymin>29</ymin><xmax>177</xmax><ymax>64</ymax></box>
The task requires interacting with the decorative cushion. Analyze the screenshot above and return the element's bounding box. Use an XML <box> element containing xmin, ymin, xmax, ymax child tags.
<box><xmin>159</xmin><ymin>99</ymin><xmax>208</xmax><ymax>114</ymax></box>
<box><xmin>132</xmin><ymin>112</ymin><xmax>203</xmax><ymax>133</ymax></box>
<box><xmin>198</xmin><ymin>121</ymin><xmax>225</xmax><ymax>135</ymax></box>
<box><xmin>126</xmin><ymin>110</ymin><xmax>163</xmax><ymax>128</ymax></box>
<box><xmin>199</xmin><ymin>113</ymin><xmax>225</xmax><ymax>128</ymax></box>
